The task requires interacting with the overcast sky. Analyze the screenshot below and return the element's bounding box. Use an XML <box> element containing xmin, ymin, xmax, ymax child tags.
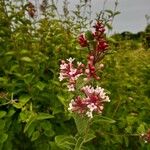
<box><xmin>103</xmin><ymin>0</ymin><xmax>150</xmax><ymax>33</ymax></box>
<box><xmin>31</xmin><ymin>0</ymin><xmax>150</xmax><ymax>33</ymax></box>
<box><xmin>68</xmin><ymin>0</ymin><xmax>150</xmax><ymax>33</ymax></box>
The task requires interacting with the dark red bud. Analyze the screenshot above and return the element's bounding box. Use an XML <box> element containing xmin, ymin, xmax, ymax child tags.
<box><xmin>78</xmin><ymin>34</ymin><xmax>88</xmax><ymax>47</ymax></box>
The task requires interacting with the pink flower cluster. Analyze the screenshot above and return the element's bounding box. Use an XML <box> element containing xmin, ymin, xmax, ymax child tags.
<box><xmin>59</xmin><ymin>21</ymin><xmax>110</xmax><ymax>118</ymax></box>
<box><xmin>59</xmin><ymin>58</ymin><xmax>84</xmax><ymax>91</ymax></box>
<box><xmin>68</xmin><ymin>85</ymin><xmax>110</xmax><ymax>118</ymax></box>
<box><xmin>59</xmin><ymin>56</ymin><xmax>104</xmax><ymax>90</ymax></box>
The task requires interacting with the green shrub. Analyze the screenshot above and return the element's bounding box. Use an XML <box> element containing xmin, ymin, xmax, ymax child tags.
<box><xmin>0</xmin><ymin>0</ymin><xmax>150</xmax><ymax>149</ymax></box>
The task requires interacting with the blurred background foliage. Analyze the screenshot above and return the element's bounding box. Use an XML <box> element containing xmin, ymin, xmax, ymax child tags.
<box><xmin>0</xmin><ymin>0</ymin><xmax>150</xmax><ymax>149</ymax></box>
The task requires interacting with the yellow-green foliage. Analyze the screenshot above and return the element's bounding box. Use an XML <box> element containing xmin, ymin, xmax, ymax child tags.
<box><xmin>94</xmin><ymin>49</ymin><xmax>150</xmax><ymax>149</ymax></box>
<box><xmin>0</xmin><ymin>0</ymin><xmax>150</xmax><ymax>149</ymax></box>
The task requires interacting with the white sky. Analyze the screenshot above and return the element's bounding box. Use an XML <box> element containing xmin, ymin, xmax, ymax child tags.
<box><xmin>109</xmin><ymin>0</ymin><xmax>150</xmax><ymax>33</ymax></box>
<box><xmin>70</xmin><ymin>0</ymin><xmax>150</xmax><ymax>33</ymax></box>
<box><xmin>30</xmin><ymin>0</ymin><xmax>150</xmax><ymax>33</ymax></box>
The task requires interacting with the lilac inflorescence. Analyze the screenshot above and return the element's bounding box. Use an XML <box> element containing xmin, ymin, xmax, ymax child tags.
<box><xmin>59</xmin><ymin>57</ymin><xmax>84</xmax><ymax>91</ymax></box>
<box><xmin>68</xmin><ymin>85</ymin><xmax>110</xmax><ymax>118</ymax></box>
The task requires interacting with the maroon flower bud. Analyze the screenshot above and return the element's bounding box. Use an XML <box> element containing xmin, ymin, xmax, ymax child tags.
<box><xmin>93</xmin><ymin>21</ymin><xmax>105</xmax><ymax>33</ymax></box>
<box><xmin>96</xmin><ymin>40</ymin><xmax>108</xmax><ymax>52</ymax></box>
<box><xmin>85</xmin><ymin>55</ymin><xmax>100</xmax><ymax>80</ymax></box>
<box><xmin>78</xmin><ymin>34</ymin><xmax>88</xmax><ymax>47</ymax></box>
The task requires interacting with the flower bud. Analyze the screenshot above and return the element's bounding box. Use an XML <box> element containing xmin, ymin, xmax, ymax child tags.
<box><xmin>78</xmin><ymin>34</ymin><xmax>88</xmax><ymax>47</ymax></box>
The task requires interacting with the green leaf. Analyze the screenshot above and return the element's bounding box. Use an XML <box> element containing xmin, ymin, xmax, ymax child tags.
<box><xmin>36</xmin><ymin>113</ymin><xmax>54</xmax><ymax>120</ymax></box>
<box><xmin>26</xmin><ymin>122</ymin><xmax>36</xmax><ymax>138</ymax></box>
<box><xmin>5</xmin><ymin>51</ymin><xmax>15</xmax><ymax>55</ymax></box>
<box><xmin>137</xmin><ymin>123</ymin><xmax>146</xmax><ymax>134</ymax></box>
<box><xmin>0</xmin><ymin>119</ymin><xmax>5</xmax><ymax>130</ymax></box>
<box><xmin>85</xmin><ymin>30</ymin><xmax>94</xmax><ymax>41</ymax></box>
<box><xmin>24</xmin><ymin>116</ymin><xmax>36</xmax><ymax>133</ymax></box>
<box><xmin>0</xmin><ymin>77</ymin><xmax>8</xmax><ymax>83</ymax></box>
<box><xmin>12</xmin><ymin>103</ymin><xmax>23</xmax><ymax>109</ymax></box>
<box><xmin>57</xmin><ymin>95</ymin><xmax>66</xmax><ymax>106</ymax></box>
<box><xmin>31</xmin><ymin>131</ymin><xmax>40</xmax><ymax>141</ymax></box>
<box><xmin>44</xmin><ymin>129</ymin><xmax>55</xmax><ymax>137</ymax></box>
<box><xmin>125</xmin><ymin>126</ymin><xmax>132</xmax><ymax>133</ymax></box>
<box><xmin>74</xmin><ymin>137</ymin><xmax>84</xmax><ymax>150</ymax></box>
<box><xmin>105</xmin><ymin>9</ymin><xmax>114</xmax><ymax>15</ymax></box>
<box><xmin>0</xmin><ymin>133</ymin><xmax>8</xmax><ymax>143</ymax></box>
<box><xmin>24</xmin><ymin>113</ymin><xmax>53</xmax><ymax>133</ymax></box>
<box><xmin>23</xmin><ymin>74</ymin><xmax>35</xmax><ymax>84</ymax></box>
<box><xmin>124</xmin><ymin>136</ymin><xmax>129</xmax><ymax>147</ymax></box>
<box><xmin>20</xmin><ymin>57</ymin><xmax>33</xmax><ymax>62</ymax></box>
<box><xmin>0</xmin><ymin>111</ymin><xmax>7</xmax><ymax>119</ymax></box>
<box><xmin>35</xmin><ymin>81</ymin><xmax>46</xmax><ymax>91</ymax></box>
<box><xmin>20</xmin><ymin>95</ymin><xmax>31</xmax><ymax>103</ymax></box>
<box><xmin>13</xmin><ymin>95</ymin><xmax>31</xmax><ymax>109</ymax></box>
<box><xmin>40</xmin><ymin>121</ymin><xmax>52</xmax><ymax>131</ymax></box>
<box><xmin>40</xmin><ymin>121</ymin><xmax>55</xmax><ymax>137</ymax></box>
<box><xmin>126</xmin><ymin>115</ymin><xmax>137</xmax><ymax>125</ymax></box>
<box><xmin>50</xmin><ymin>142</ymin><xmax>62</xmax><ymax>150</ymax></box>
<box><xmin>73</xmin><ymin>114</ymin><xmax>89</xmax><ymax>135</ymax></box>
<box><xmin>83</xmin><ymin>132</ymin><xmax>96</xmax><ymax>143</ymax></box>
<box><xmin>93</xmin><ymin>115</ymin><xmax>116</xmax><ymax>124</ymax></box>
<box><xmin>114</xmin><ymin>11</ymin><xmax>121</xmax><ymax>16</ymax></box>
<box><xmin>55</xmin><ymin>135</ymin><xmax>75</xmax><ymax>150</ymax></box>
<box><xmin>7</xmin><ymin>108</ymin><xmax>16</xmax><ymax>117</ymax></box>
<box><xmin>20</xmin><ymin>49</ymin><xmax>29</xmax><ymax>54</ymax></box>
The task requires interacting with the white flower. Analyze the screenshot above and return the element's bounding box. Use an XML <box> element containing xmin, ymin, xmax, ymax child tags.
<box><xmin>68</xmin><ymin>99</ymin><xmax>74</xmax><ymax>111</ymax></box>
<box><xmin>104</xmin><ymin>96</ymin><xmax>110</xmax><ymax>102</ymax></box>
<box><xmin>67</xmin><ymin>57</ymin><xmax>75</xmax><ymax>63</ymax></box>
<box><xmin>99</xmin><ymin>63</ymin><xmax>104</xmax><ymax>69</ymax></box>
<box><xmin>67</xmin><ymin>84</ymin><xmax>75</xmax><ymax>91</ymax></box>
<box><xmin>86</xmin><ymin>111</ymin><xmax>93</xmax><ymax>118</ymax></box>
<box><xmin>59</xmin><ymin>73</ymin><xmax>65</xmax><ymax>81</ymax></box>
<box><xmin>87</xmin><ymin>103</ymin><xmax>97</xmax><ymax>112</ymax></box>
<box><xmin>77</xmin><ymin>61</ymin><xmax>82</xmax><ymax>66</ymax></box>
<box><xmin>60</xmin><ymin>63</ymin><xmax>68</xmax><ymax>70</ymax></box>
<box><xmin>69</xmin><ymin>68</ymin><xmax>77</xmax><ymax>76</ymax></box>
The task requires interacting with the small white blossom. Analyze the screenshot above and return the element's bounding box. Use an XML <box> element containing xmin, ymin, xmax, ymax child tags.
<box><xmin>104</xmin><ymin>96</ymin><xmax>110</xmax><ymax>102</ymax></box>
<box><xmin>77</xmin><ymin>62</ymin><xmax>82</xmax><ymax>66</ymax></box>
<box><xmin>59</xmin><ymin>73</ymin><xmax>65</xmax><ymax>81</ymax></box>
<box><xmin>67</xmin><ymin>84</ymin><xmax>75</xmax><ymax>91</ymax></box>
<box><xmin>67</xmin><ymin>57</ymin><xmax>75</xmax><ymax>63</ymax></box>
<box><xmin>68</xmin><ymin>99</ymin><xmax>74</xmax><ymax>111</ymax></box>
<box><xmin>87</xmin><ymin>103</ymin><xmax>97</xmax><ymax>112</ymax></box>
<box><xmin>99</xmin><ymin>63</ymin><xmax>104</xmax><ymax>69</ymax></box>
<box><xmin>60</xmin><ymin>63</ymin><xmax>68</xmax><ymax>70</ymax></box>
<box><xmin>86</xmin><ymin>111</ymin><xmax>93</xmax><ymax>118</ymax></box>
<box><xmin>69</xmin><ymin>68</ymin><xmax>77</xmax><ymax>76</ymax></box>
